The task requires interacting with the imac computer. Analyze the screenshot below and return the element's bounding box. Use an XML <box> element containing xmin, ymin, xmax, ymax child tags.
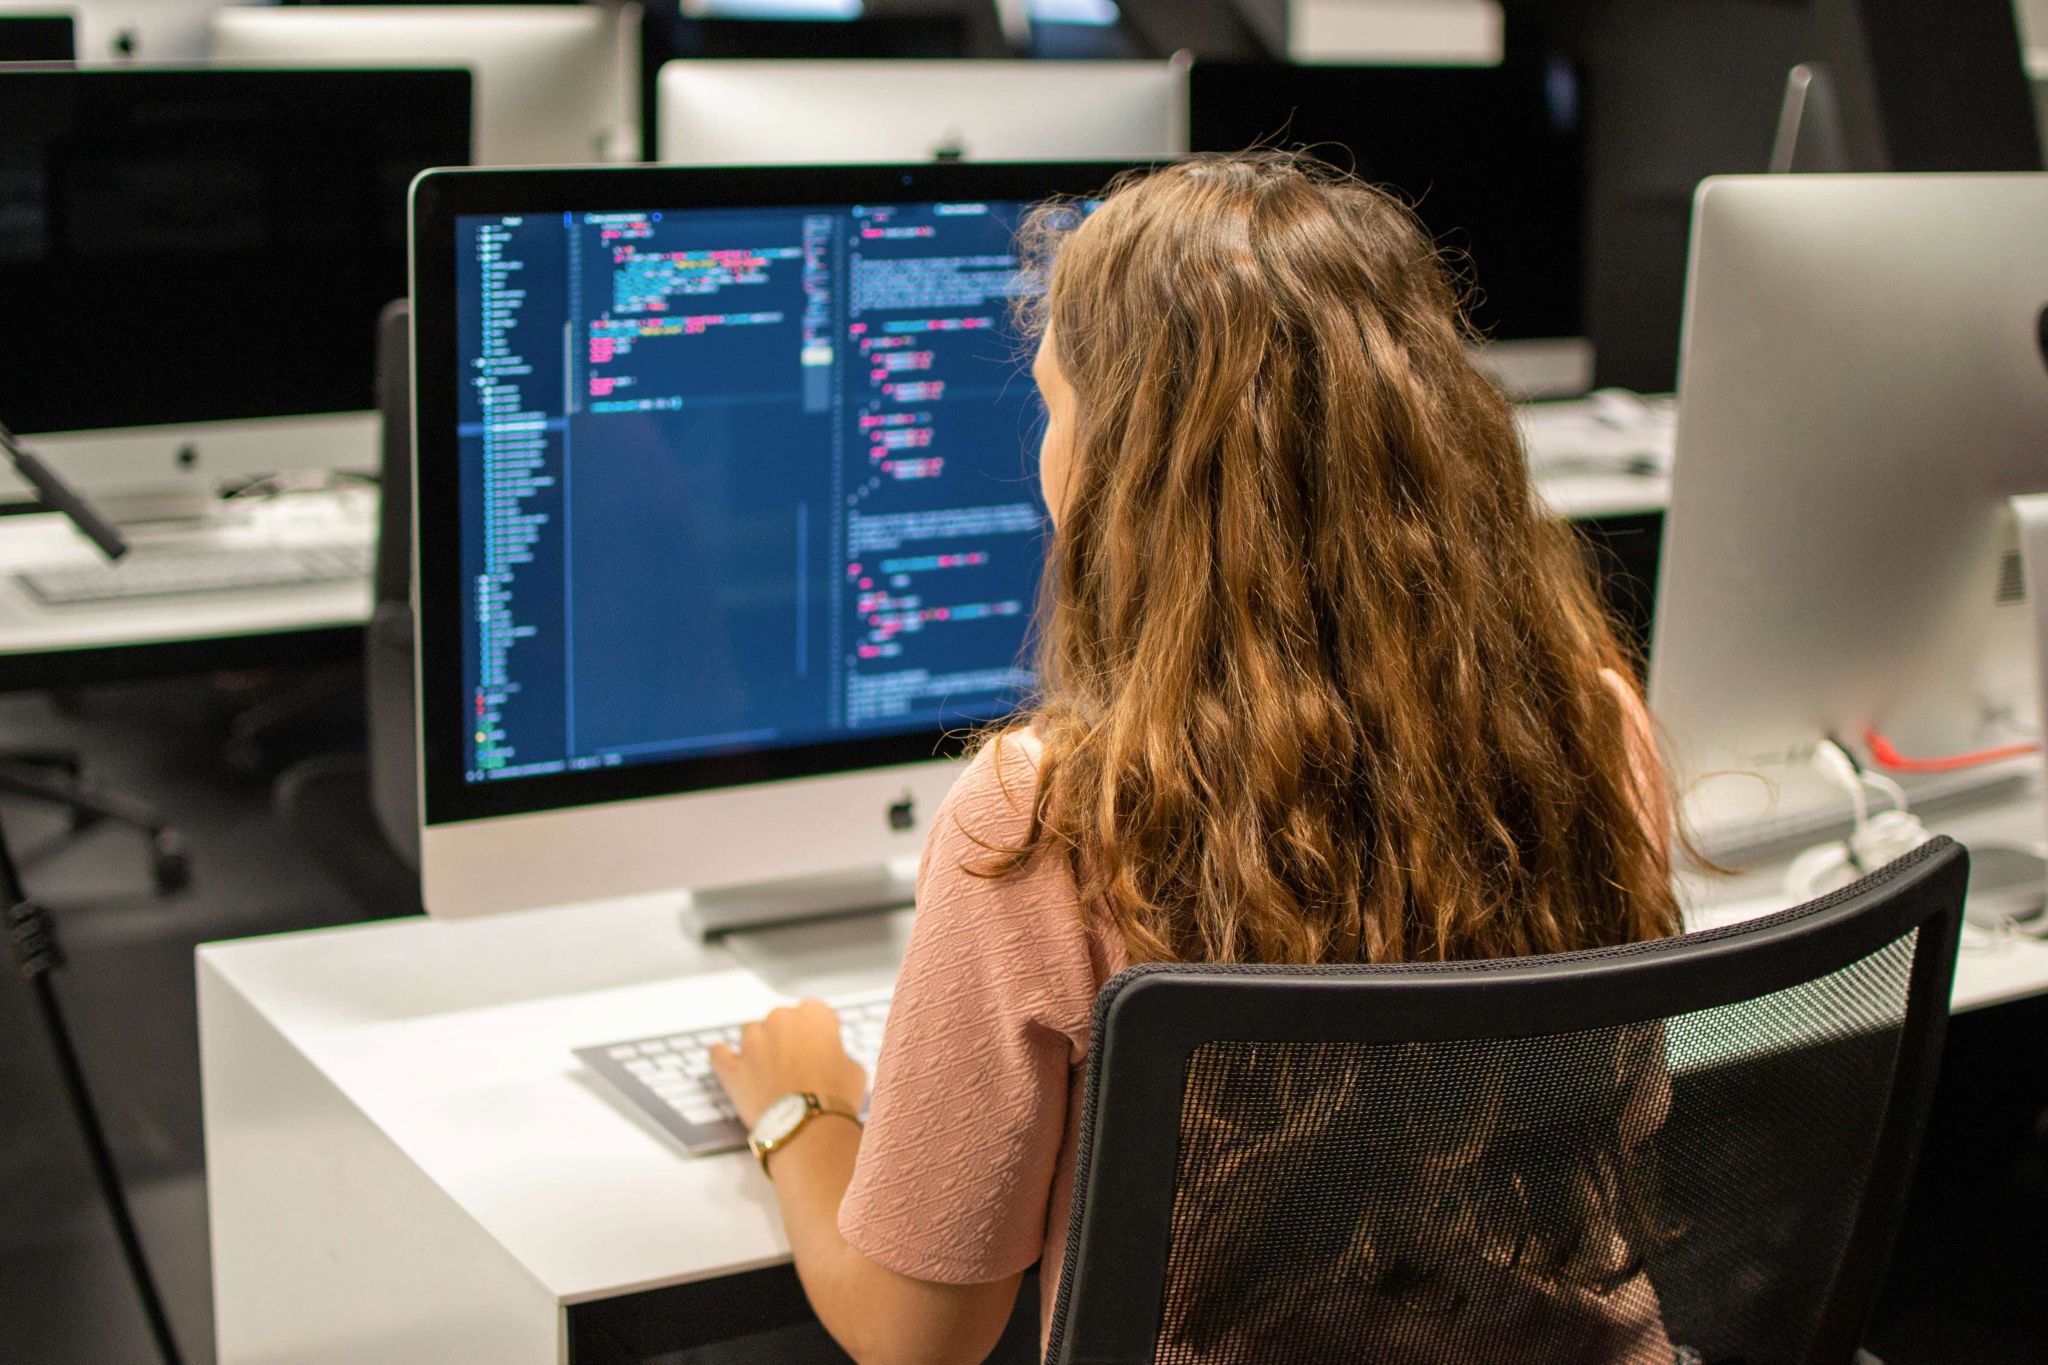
<box><xmin>208</xmin><ymin>4</ymin><xmax>642</xmax><ymax>167</ymax></box>
<box><xmin>408</xmin><ymin>160</ymin><xmax>1138</xmax><ymax>925</ymax></box>
<box><xmin>655</xmin><ymin>58</ymin><xmax>1189</xmax><ymax>165</ymax></box>
<box><xmin>1189</xmin><ymin>60</ymin><xmax>1592</xmax><ymax>399</ymax></box>
<box><xmin>0</xmin><ymin>67</ymin><xmax>470</xmax><ymax>519</ymax></box>
<box><xmin>1649</xmin><ymin>173</ymin><xmax>2048</xmax><ymax>863</ymax></box>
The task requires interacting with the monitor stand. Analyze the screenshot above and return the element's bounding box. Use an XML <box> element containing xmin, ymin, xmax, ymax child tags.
<box><xmin>678</xmin><ymin>859</ymin><xmax>919</xmax><ymax>942</ymax></box>
<box><xmin>719</xmin><ymin>903</ymin><xmax>917</xmax><ymax>1003</ymax></box>
<box><xmin>1984</xmin><ymin>491</ymin><xmax>2048</xmax><ymax>926</ymax></box>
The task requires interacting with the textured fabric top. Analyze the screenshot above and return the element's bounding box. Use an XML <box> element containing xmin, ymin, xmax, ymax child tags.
<box><xmin>838</xmin><ymin>670</ymin><xmax>1665</xmax><ymax>1350</ymax></box>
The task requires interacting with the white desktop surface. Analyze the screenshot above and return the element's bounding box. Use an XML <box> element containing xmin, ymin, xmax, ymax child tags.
<box><xmin>1521</xmin><ymin>393</ymin><xmax>1675</xmax><ymax>521</ymax></box>
<box><xmin>1534</xmin><ymin>468</ymin><xmax>1673</xmax><ymax>522</ymax></box>
<box><xmin>203</xmin><ymin>897</ymin><xmax>923</xmax><ymax>1363</ymax></box>
<box><xmin>203</xmin><ymin>895</ymin><xmax>858</xmax><ymax>1307</ymax></box>
<box><xmin>0</xmin><ymin>488</ymin><xmax>375</xmax><ymax>657</ymax></box>
<box><xmin>1679</xmin><ymin>782</ymin><xmax>2048</xmax><ymax>1014</ymax></box>
<box><xmin>201</xmin><ymin>778</ymin><xmax>2048</xmax><ymax>1362</ymax></box>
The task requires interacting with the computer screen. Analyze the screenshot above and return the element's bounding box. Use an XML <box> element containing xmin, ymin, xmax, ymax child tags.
<box><xmin>0</xmin><ymin>68</ymin><xmax>471</xmax><ymax>436</ymax></box>
<box><xmin>0</xmin><ymin>13</ymin><xmax>74</xmax><ymax>62</ymax></box>
<box><xmin>413</xmin><ymin>166</ymin><xmax>1143</xmax><ymax>855</ymax></box>
<box><xmin>453</xmin><ymin>196</ymin><xmax>1051</xmax><ymax>787</ymax></box>
<box><xmin>1189</xmin><ymin>61</ymin><xmax>1587</xmax><ymax>346</ymax></box>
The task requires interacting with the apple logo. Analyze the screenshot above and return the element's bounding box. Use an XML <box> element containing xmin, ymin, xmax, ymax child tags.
<box><xmin>887</xmin><ymin>792</ymin><xmax>916</xmax><ymax>832</ymax></box>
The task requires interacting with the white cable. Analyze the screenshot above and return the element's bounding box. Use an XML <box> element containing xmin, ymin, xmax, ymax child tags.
<box><xmin>1859</xmin><ymin>769</ymin><xmax>1911</xmax><ymax>817</ymax></box>
<box><xmin>1783</xmin><ymin>741</ymin><xmax>1932</xmax><ymax>900</ymax></box>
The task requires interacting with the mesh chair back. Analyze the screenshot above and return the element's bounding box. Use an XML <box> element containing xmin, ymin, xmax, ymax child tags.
<box><xmin>368</xmin><ymin>299</ymin><xmax>419</xmax><ymax>868</ymax></box>
<box><xmin>1045</xmin><ymin>838</ymin><xmax>1966</xmax><ymax>1365</ymax></box>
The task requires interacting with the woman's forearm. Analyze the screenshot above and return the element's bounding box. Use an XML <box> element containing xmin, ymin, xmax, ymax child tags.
<box><xmin>766</xmin><ymin>1114</ymin><xmax>865</xmax><ymax>1290</ymax></box>
<box><xmin>762</xmin><ymin>1119</ymin><xmax>1021</xmax><ymax>1365</ymax></box>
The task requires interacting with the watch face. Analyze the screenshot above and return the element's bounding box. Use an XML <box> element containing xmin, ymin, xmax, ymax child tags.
<box><xmin>755</xmin><ymin>1093</ymin><xmax>810</xmax><ymax>1147</ymax></box>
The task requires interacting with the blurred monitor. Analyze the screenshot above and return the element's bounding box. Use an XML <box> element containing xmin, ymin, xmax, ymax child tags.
<box><xmin>1818</xmin><ymin>0</ymin><xmax>2042</xmax><ymax>172</ymax></box>
<box><xmin>1190</xmin><ymin>59</ymin><xmax>1591</xmax><ymax>398</ymax></box>
<box><xmin>0</xmin><ymin>0</ymin><xmax>211</xmax><ymax>62</ymax></box>
<box><xmin>641</xmin><ymin>7</ymin><xmax>967</xmax><ymax>150</ymax></box>
<box><xmin>0</xmin><ymin>11</ymin><xmax>72</xmax><ymax>62</ymax></box>
<box><xmin>209</xmin><ymin>4</ymin><xmax>639</xmax><ymax>166</ymax></box>
<box><xmin>683</xmin><ymin>0</ymin><xmax>862</xmax><ymax>14</ymax></box>
<box><xmin>1021</xmin><ymin>0</ymin><xmax>1145</xmax><ymax>60</ymax></box>
<box><xmin>0</xmin><ymin>67</ymin><xmax>470</xmax><ymax>514</ymax></box>
<box><xmin>657</xmin><ymin>57</ymin><xmax>1188</xmax><ymax>164</ymax></box>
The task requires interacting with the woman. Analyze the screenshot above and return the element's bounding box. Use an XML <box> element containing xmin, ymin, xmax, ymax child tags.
<box><xmin>710</xmin><ymin>152</ymin><xmax>1680</xmax><ymax>1365</ymax></box>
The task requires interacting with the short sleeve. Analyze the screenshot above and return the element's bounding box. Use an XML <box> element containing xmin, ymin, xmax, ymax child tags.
<box><xmin>838</xmin><ymin>736</ymin><xmax>1097</xmax><ymax>1284</ymax></box>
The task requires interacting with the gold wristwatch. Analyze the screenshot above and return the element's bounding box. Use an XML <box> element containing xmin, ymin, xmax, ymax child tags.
<box><xmin>748</xmin><ymin>1091</ymin><xmax>862</xmax><ymax>1176</ymax></box>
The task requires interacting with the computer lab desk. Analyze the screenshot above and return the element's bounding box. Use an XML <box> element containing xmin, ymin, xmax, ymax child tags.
<box><xmin>0</xmin><ymin>489</ymin><xmax>374</xmax><ymax>692</ymax></box>
<box><xmin>199</xmin><ymin>778</ymin><xmax>2048</xmax><ymax>1365</ymax></box>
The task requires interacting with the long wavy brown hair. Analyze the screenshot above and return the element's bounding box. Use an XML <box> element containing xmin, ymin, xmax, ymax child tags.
<box><xmin>982</xmin><ymin>151</ymin><xmax>1681</xmax><ymax>964</ymax></box>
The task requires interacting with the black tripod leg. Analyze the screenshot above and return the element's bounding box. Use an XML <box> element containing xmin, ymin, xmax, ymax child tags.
<box><xmin>25</xmin><ymin>970</ymin><xmax>187</xmax><ymax>1365</ymax></box>
<box><xmin>4</xmin><ymin>835</ymin><xmax>185</xmax><ymax>1365</ymax></box>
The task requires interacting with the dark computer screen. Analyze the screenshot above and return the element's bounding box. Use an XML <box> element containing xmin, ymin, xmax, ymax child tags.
<box><xmin>0</xmin><ymin>68</ymin><xmax>470</xmax><ymax>435</ymax></box>
<box><xmin>453</xmin><ymin>196</ymin><xmax>1064</xmax><ymax>787</ymax></box>
<box><xmin>1829</xmin><ymin>0</ymin><xmax>2044</xmax><ymax>172</ymax></box>
<box><xmin>1189</xmin><ymin>61</ymin><xmax>1588</xmax><ymax>343</ymax></box>
<box><xmin>0</xmin><ymin>14</ymin><xmax>74</xmax><ymax>62</ymax></box>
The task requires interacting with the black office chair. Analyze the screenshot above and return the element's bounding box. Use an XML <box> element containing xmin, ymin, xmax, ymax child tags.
<box><xmin>1047</xmin><ymin>838</ymin><xmax>1968</xmax><ymax>1365</ymax></box>
<box><xmin>272</xmin><ymin>299</ymin><xmax>421</xmax><ymax>916</ymax></box>
<box><xmin>0</xmin><ymin>749</ymin><xmax>187</xmax><ymax>892</ymax></box>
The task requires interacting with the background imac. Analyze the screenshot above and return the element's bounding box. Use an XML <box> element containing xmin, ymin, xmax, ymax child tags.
<box><xmin>656</xmin><ymin>57</ymin><xmax>1188</xmax><ymax>164</ymax></box>
<box><xmin>0</xmin><ymin>66</ymin><xmax>470</xmax><ymax>516</ymax></box>
<box><xmin>1650</xmin><ymin>173</ymin><xmax>2048</xmax><ymax>856</ymax></box>
<box><xmin>0</xmin><ymin>0</ymin><xmax>211</xmax><ymax>62</ymax></box>
<box><xmin>683</xmin><ymin>0</ymin><xmax>863</xmax><ymax>15</ymax></box>
<box><xmin>412</xmin><ymin>165</ymin><xmax>1127</xmax><ymax>921</ymax></box>
<box><xmin>209</xmin><ymin>3</ymin><xmax>642</xmax><ymax>167</ymax></box>
<box><xmin>1189</xmin><ymin>59</ymin><xmax>1591</xmax><ymax>398</ymax></box>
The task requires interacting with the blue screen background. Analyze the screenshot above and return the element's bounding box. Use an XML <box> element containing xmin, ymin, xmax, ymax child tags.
<box><xmin>454</xmin><ymin>200</ymin><xmax>1050</xmax><ymax>784</ymax></box>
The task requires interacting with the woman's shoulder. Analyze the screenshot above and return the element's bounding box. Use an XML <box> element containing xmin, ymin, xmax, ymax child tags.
<box><xmin>917</xmin><ymin>726</ymin><xmax>1100</xmax><ymax>963</ymax></box>
<box><xmin>940</xmin><ymin>727</ymin><xmax>1047</xmax><ymax>840</ymax></box>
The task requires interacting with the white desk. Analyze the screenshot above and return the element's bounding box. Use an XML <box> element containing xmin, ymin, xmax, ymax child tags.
<box><xmin>0</xmin><ymin>488</ymin><xmax>375</xmax><ymax>688</ymax></box>
<box><xmin>200</xmin><ymin>777</ymin><xmax>2048</xmax><ymax>1365</ymax></box>
<box><xmin>1680</xmin><ymin>785</ymin><xmax>2048</xmax><ymax>1014</ymax></box>
<box><xmin>200</xmin><ymin>894</ymin><xmax>873</xmax><ymax>1365</ymax></box>
<box><xmin>1521</xmin><ymin>393</ymin><xmax>1675</xmax><ymax>522</ymax></box>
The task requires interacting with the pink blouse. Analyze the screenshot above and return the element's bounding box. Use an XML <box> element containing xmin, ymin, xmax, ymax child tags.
<box><xmin>838</xmin><ymin>671</ymin><xmax>1671</xmax><ymax>1354</ymax></box>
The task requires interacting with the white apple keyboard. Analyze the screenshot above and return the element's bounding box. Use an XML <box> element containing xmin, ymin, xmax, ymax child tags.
<box><xmin>576</xmin><ymin>992</ymin><xmax>891</xmax><ymax>1156</ymax></box>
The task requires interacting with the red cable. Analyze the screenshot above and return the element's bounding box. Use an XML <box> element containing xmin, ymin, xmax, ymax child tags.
<box><xmin>1863</xmin><ymin>728</ymin><xmax>2039</xmax><ymax>774</ymax></box>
